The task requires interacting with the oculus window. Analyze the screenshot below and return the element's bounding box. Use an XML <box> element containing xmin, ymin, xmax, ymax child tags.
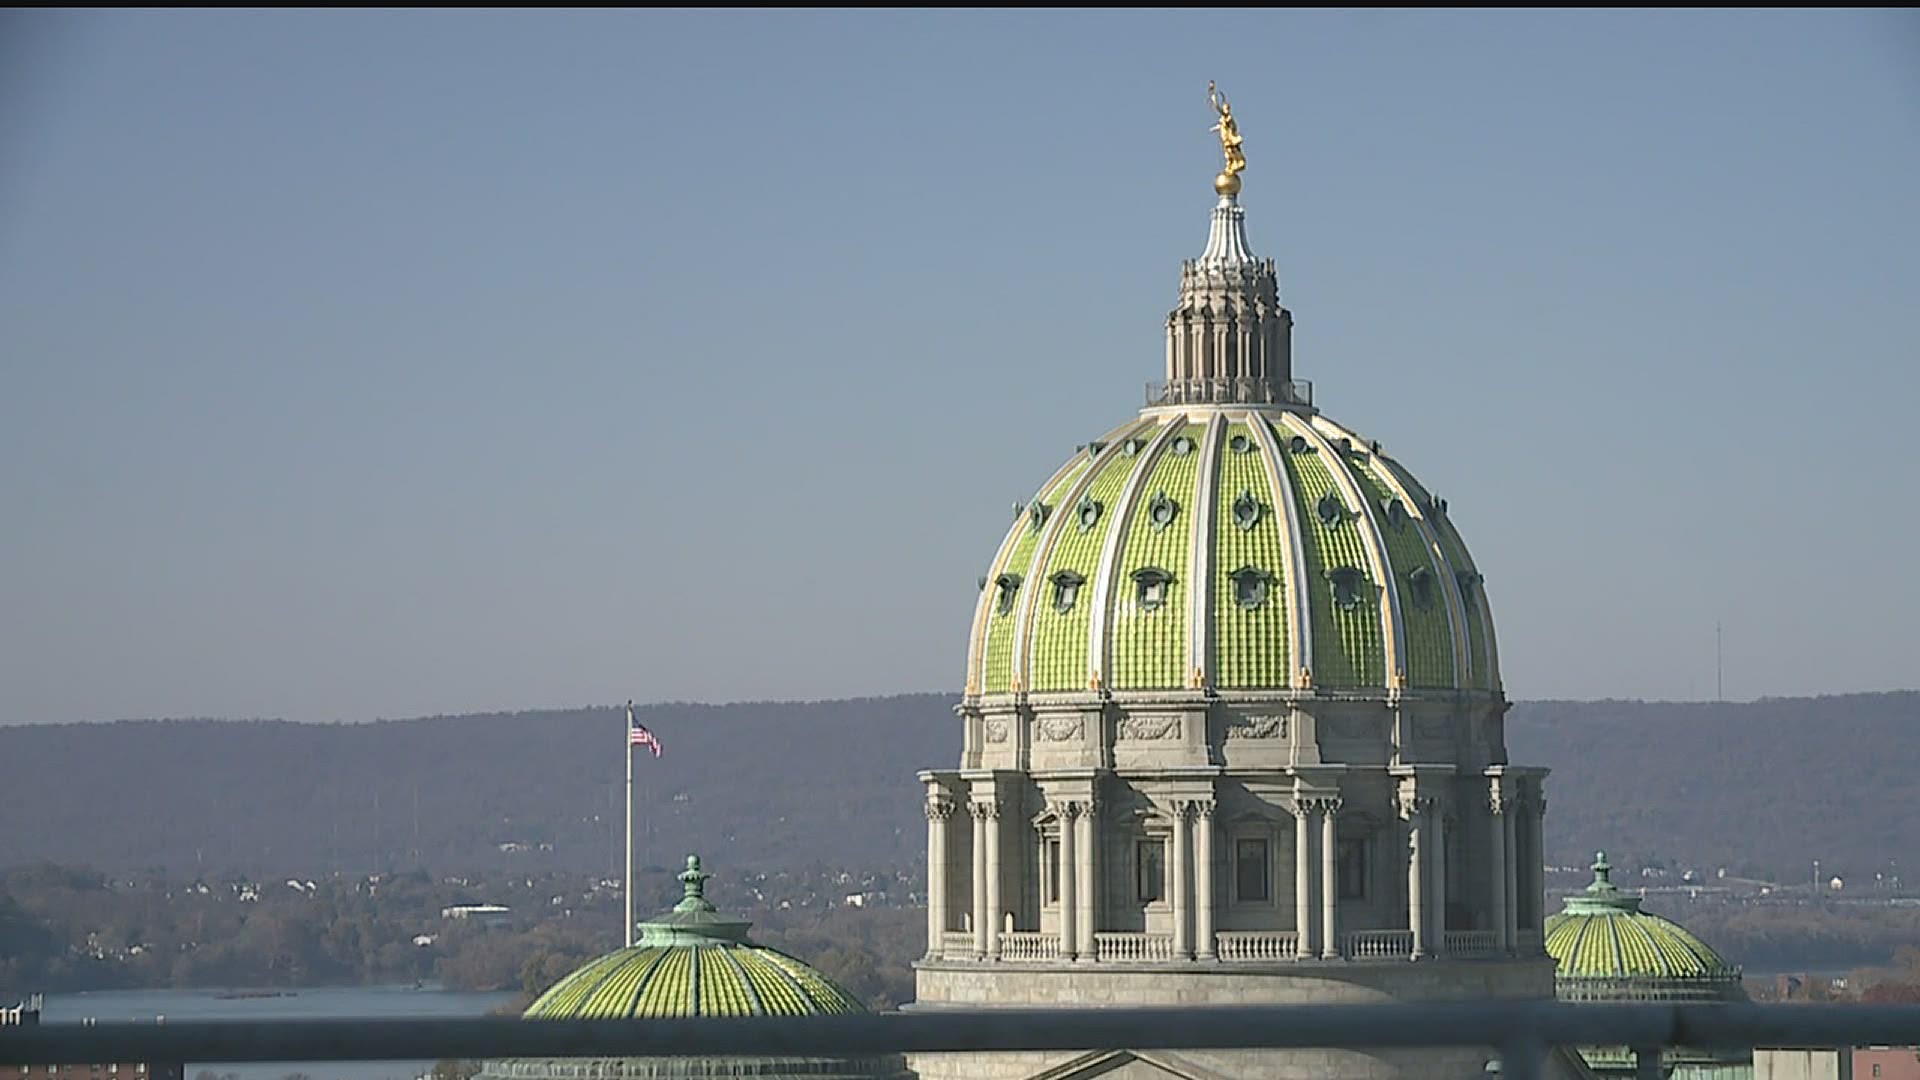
<box><xmin>1170</xmin><ymin>435</ymin><xmax>1196</xmax><ymax>457</ymax></box>
<box><xmin>1147</xmin><ymin>490</ymin><xmax>1179</xmax><ymax>532</ymax></box>
<box><xmin>1315</xmin><ymin>492</ymin><xmax>1345</xmax><ymax>526</ymax></box>
<box><xmin>1383</xmin><ymin>497</ymin><xmax>1408</xmax><ymax>531</ymax></box>
<box><xmin>1229</xmin><ymin>433</ymin><xmax>1255</xmax><ymax>454</ymax></box>
<box><xmin>1027</xmin><ymin>500</ymin><xmax>1051</xmax><ymax>533</ymax></box>
<box><xmin>1231</xmin><ymin>488</ymin><xmax>1263</xmax><ymax>531</ymax></box>
<box><xmin>1288</xmin><ymin>435</ymin><xmax>1310</xmax><ymax>454</ymax></box>
<box><xmin>1076</xmin><ymin>493</ymin><xmax>1104</xmax><ymax>533</ymax></box>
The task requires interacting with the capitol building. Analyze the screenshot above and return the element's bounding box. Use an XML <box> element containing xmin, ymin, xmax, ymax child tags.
<box><xmin>909</xmin><ymin>89</ymin><xmax>1572</xmax><ymax>1080</ymax></box>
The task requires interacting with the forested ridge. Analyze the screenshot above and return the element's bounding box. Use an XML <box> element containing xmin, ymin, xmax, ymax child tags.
<box><xmin>3</xmin><ymin>691</ymin><xmax>1915</xmax><ymax>883</ymax></box>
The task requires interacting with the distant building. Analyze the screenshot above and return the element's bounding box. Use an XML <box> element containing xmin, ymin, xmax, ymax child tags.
<box><xmin>439</xmin><ymin>902</ymin><xmax>513</xmax><ymax>927</ymax></box>
<box><xmin>1756</xmin><ymin>1048</ymin><xmax>1920</xmax><ymax>1080</ymax></box>
<box><xmin>2</xmin><ymin>995</ymin><xmax>185</xmax><ymax>1080</ymax></box>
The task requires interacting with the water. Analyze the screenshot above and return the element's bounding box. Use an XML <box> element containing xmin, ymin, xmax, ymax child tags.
<box><xmin>41</xmin><ymin>985</ymin><xmax>521</xmax><ymax>1080</ymax></box>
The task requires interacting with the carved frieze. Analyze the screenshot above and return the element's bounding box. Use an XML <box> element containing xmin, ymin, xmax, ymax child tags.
<box><xmin>982</xmin><ymin>717</ymin><xmax>1010</xmax><ymax>744</ymax></box>
<box><xmin>1117</xmin><ymin>713</ymin><xmax>1180</xmax><ymax>741</ymax></box>
<box><xmin>1225</xmin><ymin>714</ymin><xmax>1287</xmax><ymax>740</ymax></box>
<box><xmin>1035</xmin><ymin>714</ymin><xmax>1084</xmax><ymax>742</ymax></box>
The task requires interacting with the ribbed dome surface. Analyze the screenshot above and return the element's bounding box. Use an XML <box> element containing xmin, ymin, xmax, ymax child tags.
<box><xmin>524</xmin><ymin>941</ymin><xmax>866</xmax><ymax>1020</ymax></box>
<box><xmin>1545</xmin><ymin>854</ymin><xmax>1743</xmax><ymax>1001</ymax></box>
<box><xmin>965</xmin><ymin>410</ymin><xmax>1497</xmax><ymax>698</ymax></box>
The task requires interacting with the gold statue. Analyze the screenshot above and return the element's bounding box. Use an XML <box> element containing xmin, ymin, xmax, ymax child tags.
<box><xmin>1208</xmin><ymin>80</ymin><xmax>1246</xmax><ymax>195</ymax></box>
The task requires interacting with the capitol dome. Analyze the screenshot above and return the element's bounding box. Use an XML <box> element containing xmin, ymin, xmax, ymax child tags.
<box><xmin>1545</xmin><ymin>853</ymin><xmax>1745</xmax><ymax>1003</ymax></box>
<box><xmin>480</xmin><ymin>855</ymin><xmax>907</xmax><ymax>1080</ymax></box>
<box><xmin>963</xmin><ymin>198</ymin><xmax>1495</xmax><ymax>703</ymax></box>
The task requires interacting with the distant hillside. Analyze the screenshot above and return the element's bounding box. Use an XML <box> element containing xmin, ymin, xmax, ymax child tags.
<box><xmin>1507</xmin><ymin>692</ymin><xmax>1920</xmax><ymax>882</ymax></box>
<box><xmin>2</xmin><ymin>691</ymin><xmax>1914</xmax><ymax>882</ymax></box>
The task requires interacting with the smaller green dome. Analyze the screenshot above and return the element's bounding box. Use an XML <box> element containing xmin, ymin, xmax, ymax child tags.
<box><xmin>1544</xmin><ymin>853</ymin><xmax>1744</xmax><ymax>1003</ymax></box>
<box><xmin>523</xmin><ymin>855</ymin><xmax>866</xmax><ymax>1021</ymax></box>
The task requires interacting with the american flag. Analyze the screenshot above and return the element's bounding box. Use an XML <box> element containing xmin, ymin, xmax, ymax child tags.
<box><xmin>626</xmin><ymin>701</ymin><xmax>663</xmax><ymax>757</ymax></box>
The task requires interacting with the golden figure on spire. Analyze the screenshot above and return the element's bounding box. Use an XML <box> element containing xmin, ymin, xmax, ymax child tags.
<box><xmin>1208</xmin><ymin>80</ymin><xmax>1246</xmax><ymax>196</ymax></box>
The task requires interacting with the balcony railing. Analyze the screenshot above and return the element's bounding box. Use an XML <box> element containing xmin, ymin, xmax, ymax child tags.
<box><xmin>1216</xmin><ymin>930</ymin><xmax>1300</xmax><ymax>962</ymax></box>
<box><xmin>1146</xmin><ymin>377</ymin><xmax>1313</xmax><ymax>408</ymax></box>
<box><xmin>1345</xmin><ymin>929</ymin><xmax>1416</xmax><ymax>959</ymax></box>
<box><xmin>1093</xmin><ymin>931</ymin><xmax>1176</xmax><ymax>962</ymax></box>
<box><xmin>1444</xmin><ymin>931</ymin><xmax>1502</xmax><ymax>958</ymax></box>
<box><xmin>10</xmin><ymin>1003</ymin><xmax>1920</xmax><ymax>1080</ymax></box>
<box><xmin>940</xmin><ymin>931</ymin><xmax>975</xmax><ymax>957</ymax></box>
<box><xmin>1000</xmin><ymin>931</ymin><xmax>1063</xmax><ymax>962</ymax></box>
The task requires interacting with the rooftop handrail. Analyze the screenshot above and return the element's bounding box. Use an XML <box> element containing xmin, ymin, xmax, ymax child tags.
<box><xmin>8</xmin><ymin>1002</ymin><xmax>1920</xmax><ymax>1078</ymax></box>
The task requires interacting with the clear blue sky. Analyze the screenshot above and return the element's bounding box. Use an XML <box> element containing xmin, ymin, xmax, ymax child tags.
<box><xmin>1</xmin><ymin>10</ymin><xmax>1915</xmax><ymax>723</ymax></box>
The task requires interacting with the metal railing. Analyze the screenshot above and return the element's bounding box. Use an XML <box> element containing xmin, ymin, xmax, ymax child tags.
<box><xmin>8</xmin><ymin>1003</ymin><xmax>1920</xmax><ymax>1080</ymax></box>
<box><xmin>1146</xmin><ymin>377</ymin><xmax>1313</xmax><ymax>408</ymax></box>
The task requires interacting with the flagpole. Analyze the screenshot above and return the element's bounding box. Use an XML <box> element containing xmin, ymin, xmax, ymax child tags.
<box><xmin>624</xmin><ymin>699</ymin><xmax>635</xmax><ymax>949</ymax></box>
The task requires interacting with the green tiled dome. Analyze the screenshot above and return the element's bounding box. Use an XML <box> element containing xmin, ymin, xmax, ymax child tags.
<box><xmin>524</xmin><ymin>856</ymin><xmax>866</xmax><ymax>1021</ymax></box>
<box><xmin>1545</xmin><ymin>853</ymin><xmax>1744</xmax><ymax>1003</ymax></box>
<box><xmin>482</xmin><ymin>856</ymin><xmax>905</xmax><ymax>1080</ymax></box>
<box><xmin>966</xmin><ymin>411</ymin><xmax>1497</xmax><ymax>698</ymax></box>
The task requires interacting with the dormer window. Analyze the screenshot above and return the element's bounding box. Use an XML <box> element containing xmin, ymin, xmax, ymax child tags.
<box><xmin>1383</xmin><ymin>498</ymin><xmax>1408</xmax><ymax>531</ymax></box>
<box><xmin>1407</xmin><ymin>564</ymin><xmax>1437</xmax><ymax>609</ymax></box>
<box><xmin>1288</xmin><ymin>435</ymin><xmax>1310</xmax><ymax>454</ymax></box>
<box><xmin>1147</xmin><ymin>491</ymin><xmax>1179</xmax><ymax>533</ymax></box>
<box><xmin>1087</xmin><ymin>441</ymin><xmax>1108</xmax><ymax>457</ymax></box>
<box><xmin>1231</xmin><ymin>488</ymin><xmax>1263</xmax><ymax>531</ymax></box>
<box><xmin>1027</xmin><ymin>501</ymin><xmax>1051</xmax><ymax>533</ymax></box>
<box><xmin>1120</xmin><ymin>438</ymin><xmax>1144</xmax><ymax>457</ymax></box>
<box><xmin>1050</xmin><ymin>570</ymin><xmax>1086</xmax><ymax>614</ymax></box>
<box><xmin>1228</xmin><ymin>433</ymin><xmax>1254</xmax><ymax>454</ymax></box>
<box><xmin>1170</xmin><ymin>435</ymin><xmax>1195</xmax><ymax>456</ymax></box>
<box><xmin>1316</xmin><ymin>492</ymin><xmax>1345</xmax><ymax>526</ymax></box>
<box><xmin>994</xmin><ymin>573</ymin><xmax>1023</xmax><ymax>616</ymax></box>
<box><xmin>1326</xmin><ymin>566</ymin><xmax>1369</xmax><ymax>611</ymax></box>
<box><xmin>1456</xmin><ymin>569</ymin><xmax>1483</xmax><ymax>611</ymax></box>
<box><xmin>1229</xmin><ymin>566</ymin><xmax>1274</xmax><ymax>610</ymax></box>
<box><xmin>1075</xmin><ymin>493</ymin><xmax>1104</xmax><ymax>533</ymax></box>
<box><xmin>1131</xmin><ymin>567</ymin><xmax>1174</xmax><ymax>612</ymax></box>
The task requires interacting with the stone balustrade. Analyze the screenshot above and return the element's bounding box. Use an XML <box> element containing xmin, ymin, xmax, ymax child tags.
<box><xmin>1093</xmin><ymin>932</ymin><xmax>1176</xmax><ymax>963</ymax></box>
<box><xmin>999</xmin><ymin>931</ymin><xmax>1063</xmax><ymax>962</ymax></box>
<box><xmin>940</xmin><ymin>931</ymin><xmax>976</xmax><ymax>957</ymax></box>
<box><xmin>1443</xmin><ymin>930</ymin><xmax>1501</xmax><ymax>957</ymax></box>
<box><xmin>1215</xmin><ymin>931</ymin><xmax>1300</xmax><ymax>962</ymax></box>
<box><xmin>1344</xmin><ymin>929</ymin><xmax>1416</xmax><ymax>959</ymax></box>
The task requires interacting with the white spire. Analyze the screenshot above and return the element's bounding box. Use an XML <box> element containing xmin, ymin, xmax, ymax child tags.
<box><xmin>1199</xmin><ymin>193</ymin><xmax>1257</xmax><ymax>267</ymax></box>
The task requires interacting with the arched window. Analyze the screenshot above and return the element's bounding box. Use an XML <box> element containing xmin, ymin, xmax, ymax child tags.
<box><xmin>993</xmin><ymin>573</ymin><xmax>1023</xmax><ymax>616</ymax></box>
<box><xmin>1050</xmin><ymin>570</ymin><xmax>1085</xmax><ymax>614</ymax></box>
<box><xmin>1131</xmin><ymin>567</ymin><xmax>1174</xmax><ymax>612</ymax></box>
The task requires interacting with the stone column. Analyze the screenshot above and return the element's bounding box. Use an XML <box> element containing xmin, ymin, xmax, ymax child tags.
<box><xmin>1171</xmin><ymin>801</ymin><xmax>1193</xmax><ymax>959</ymax></box>
<box><xmin>1194</xmin><ymin>801</ymin><xmax>1216</xmax><ymax>960</ymax></box>
<box><xmin>926</xmin><ymin>795</ymin><xmax>953</xmax><ymax>960</ymax></box>
<box><xmin>1430</xmin><ymin>805</ymin><xmax>1448</xmax><ymax>958</ymax></box>
<box><xmin>1319</xmin><ymin>798</ymin><xmax>1341</xmax><ymax>959</ymax></box>
<box><xmin>1527</xmin><ymin>793</ymin><xmax>1548</xmax><ymax>940</ymax></box>
<box><xmin>970</xmin><ymin>801</ymin><xmax>991</xmax><ymax>959</ymax></box>
<box><xmin>1404</xmin><ymin>795</ymin><xmax>1432</xmax><ymax>960</ymax></box>
<box><xmin>1075</xmin><ymin>798</ymin><xmax>1099</xmax><ymax>960</ymax></box>
<box><xmin>983</xmin><ymin>800</ymin><xmax>1003</xmax><ymax>960</ymax></box>
<box><xmin>1488</xmin><ymin>785</ymin><xmax>1510</xmax><ymax>954</ymax></box>
<box><xmin>1057</xmin><ymin>801</ymin><xmax>1079</xmax><ymax>961</ymax></box>
<box><xmin>1503</xmin><ymin>807</ymin><xmax>1519</xmax><ymax>949</ymax></box>
<box><xmin>1295</xmin><ymin>802</ymin><xmax>1315</xmax><ymax>957</ymax></box>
